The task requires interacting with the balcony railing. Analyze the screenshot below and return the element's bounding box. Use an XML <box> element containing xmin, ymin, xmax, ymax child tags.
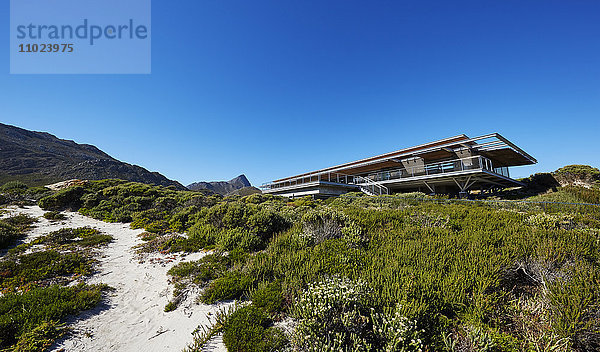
<box><xmin>261</xmin><ymin>155</ymin><xmax>501</xmax><ymax>192</ymax></box>
<box><xmin>359</xmin><ymin>155</ymin><xmax>494</xmax><ymax>184</ymax></box>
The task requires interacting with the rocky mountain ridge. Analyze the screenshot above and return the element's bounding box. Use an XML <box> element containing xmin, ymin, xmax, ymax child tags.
<box><xmin>0</xmin><ymin>122</ymin><xmax>185</xmax><ymax>189</ymax></box>
<box><xmin>187</xmin><ymin>174</ymin><xmax>253</xmax><ymax>195</ymax></box>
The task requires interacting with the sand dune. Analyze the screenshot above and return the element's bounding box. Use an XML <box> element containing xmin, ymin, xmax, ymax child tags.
<box><xmin>2</xmin><ymin>206</ymin><xmax>226</xmax><ymax>352</ymax></box>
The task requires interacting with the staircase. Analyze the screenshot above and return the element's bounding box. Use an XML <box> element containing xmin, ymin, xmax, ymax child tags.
<box><xmin>353</xmin><ymin>175</ymin><xmax>389</xmax><ymax>196</ymax></box>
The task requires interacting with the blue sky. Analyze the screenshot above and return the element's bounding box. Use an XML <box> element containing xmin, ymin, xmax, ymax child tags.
<box><xmin>2</xmin><ymin>0</ymin><xmax>599</xmax><ymax>186</ymax></box>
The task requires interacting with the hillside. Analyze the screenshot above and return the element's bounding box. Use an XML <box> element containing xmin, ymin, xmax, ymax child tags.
<box><xmin>1</xmin><ymin>174</ymin><xmax>598</xmax><ymax>351</ymax></box>
<box><xmin>187</xmin><ymin>174</ymin><xmax>252</xmax><ymax>195</ymax></box>
<box><xmin>1</xmin><ymin>167</ymin><xmax>600</xmax><ymax>351</ymax></box>
<box><xmin>498</xmin><ymin>164</ymin><xmax>600</xmax><ymax>201</ymax></box>
<box><xmin>0</xmin><ymin>123</ymin><xmax>185</xmax><ymax>189</ymax></box>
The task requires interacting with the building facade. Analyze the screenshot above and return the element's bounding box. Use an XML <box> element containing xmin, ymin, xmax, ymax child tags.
<box><xmin>261</xmin><ymin>133</ymin><xmax>536</xmax><ymax>198</ymax></box>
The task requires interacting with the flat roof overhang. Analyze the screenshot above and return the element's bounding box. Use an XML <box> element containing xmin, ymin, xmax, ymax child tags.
<box><xmin>271</xmin><ymin>133</ymin><xmax>536</xmax><ymax>184</ymax></box>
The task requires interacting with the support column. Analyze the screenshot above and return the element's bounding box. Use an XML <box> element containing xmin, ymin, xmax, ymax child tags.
<box><xmin>423</xmin><ymin>181</ymin><xmax>435</xmax><ymax>194</ymax></box>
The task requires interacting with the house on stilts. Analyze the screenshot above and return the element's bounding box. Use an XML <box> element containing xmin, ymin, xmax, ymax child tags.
<box><xmin>260</xmin><ymin>133</ymin><xmax>536</xmax><ymax>198</ymax></box>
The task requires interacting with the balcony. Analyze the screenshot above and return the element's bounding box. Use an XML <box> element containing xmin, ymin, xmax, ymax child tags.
<box><xmin>261</xmin><ymin>155</ymin><xmax>507</xmax><ymax>193</ymax></box>
<box><xmin>360</xmin><ymin>155</ymin><xmax>496</xmax><ymax>184</ymax></box>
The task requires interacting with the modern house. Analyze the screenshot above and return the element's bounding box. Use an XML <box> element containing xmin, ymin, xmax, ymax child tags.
<box><xmin>260</xmin><ymin>133</ymin><xmax>536</xmax><ymax>198</ymax></box>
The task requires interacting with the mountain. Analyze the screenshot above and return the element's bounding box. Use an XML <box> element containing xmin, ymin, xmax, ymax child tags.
<box><xmin>225</xmin><ymin>186</ymin><xmax>262</xmax><ymax>196</ymax></box>
<box><xmin>187</xmin><ymin>174</ymin><xmax>253</xmax><ymax>195</ymax></box>
<box><xmin>0</xmin><ymin>123</ymin><xmax>185</xmax><ymax>189</ymax></box>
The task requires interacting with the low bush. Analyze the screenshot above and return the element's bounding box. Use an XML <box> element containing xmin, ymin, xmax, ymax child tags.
<box><xmin>12</xmin><ymin>320</ymin><xmax>65</xmax><ymax>352</ymax></box>
<box><xmin>170</xmin><ymin>223</ymin><xmax>218</xmax><ymax>252</ymax></box>
<box><xmin>168</xmin><ymin>253</ymin><xmax>230</xmax><ymax>289</ymax></box>
<box><xmin>548</xmin><ymin>265</ymin><xmax>600</xmax><ymax>351</ymax></box>
<box><xmin>0</xmin><ymin>250</ymin><xmax>92</xmax><ymax>291</ymax></box>
<box><xmin>0</xmin><ymin>181</ymin><xmax>28</xmax><ymax>192</ymax></box>
<box><xmin>554</xmin><ymin>165</ymin><xmax>600</xmax><ymax>188</ymax></box>
<box><xmin>0</xmin><ymin>283</ymin><xmax>105</xmax><ymax>349</ymax></box>
<box><xmin>218</xmin><ymin>228</ymin><xmax>263</xmax><ymax>251</ymax></box>
<box><xmin>0</xmin><ymin>184</ymin><xmax>51</xmax><ymax>205</ymax></box>
<box><xmin>33</xmin><ymin>227</ymin><xmax>112</xmax><ymax>248</ymax></box>
<box><xmin>291</xmin><ymin>276</ymin><xmax>373</xmax><ymax>350</ymax></box>
<box><xmin>164</xmin><ymin>301</ymin><xmax>177</xmax><ymax>312</ymax></box>
<box><xmin>0</xmin><ymin>214</ymin><xmax>36</xmax><ymax>249</ymax></box>
<box><xmin>292</xmin><ymin>277</ymin><xmax>423</xmax><ymax>351</ymax></box>
<box><xmin>134</xmin><ymin>233</ymin><xmax>184</xmax><ymax>255</ymax></box>
<box><xmin>200</xmin><ymin>271</ymin><xmax>253</xmax><ymax>304</ymax></box>
<box><xmin>300</xmin><ymin>208</ymin><xmax>366</xmax><ymax>247</ymax></box>
<box><xmin>222</xmin><ymin>305</ymin><xmax>287</xmax><ymax>352</ymax></box>
<box><xmin>43</xmin><ymin>211</ymin><xmax>67</xmax><ymax>221</ymax></box>
<box><xmin>529</xmin><ymin>185</ymin><xmax>600</xmax><ymax>204</ymax></box>
<box><xmin>2</xmin><ymin>214</ymin><xmax>37</xmax><ymax>230</ymax></box>
<box><xmin>0</xmin><ymin>222</ymin><xmax>20</xmax><ymax>250</ymax></box>
<box><xmin>39</xmin><ymin>186</ymin><xmax>86</xmax><ymax>210</ymax></box>
<box><xmin>250</xmin><ymin>281</ymin><xmax>284</xmax><ymax>315</ymax></box>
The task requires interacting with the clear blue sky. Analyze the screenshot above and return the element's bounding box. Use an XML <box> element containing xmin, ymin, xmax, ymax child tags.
<box><xmin>2</xmin><ymin>0</ymin><xmax>599</xmax><ymax>186</ymax></box>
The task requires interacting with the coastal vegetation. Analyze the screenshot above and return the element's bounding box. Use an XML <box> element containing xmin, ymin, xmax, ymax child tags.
<box><xmin>1</xmin><ymin>164</ymin><xmax>599</xmax><ymax>351</ymax></box>
<box><xmin>0</xmin><ymin>214</ymin><xmax>37</xmax><ymax>250</ymax></box>
<box><xmin>0</xmin><ymin>219</ymin><xmax>113</xmax><ymax>349</ymax></box>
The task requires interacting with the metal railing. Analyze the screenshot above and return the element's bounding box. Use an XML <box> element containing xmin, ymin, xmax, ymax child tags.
<box><xmin>353</xmin><ymin>175</ymin><xmax>389</xmax><ymax>196</ymax></box>
<box><xmin>261</xmin><ymin>155</ymin><xmax>504</xmax><ymax>192</ymax></box>
<box><xmin>260</xmin><ymin>171</ymin><xmax>356</xmax><ymax>191</ymax></box>
<box><xmin>360</xmin><ymin>155</ymin><xmax>494</xmax><ymax>184</ymax></box>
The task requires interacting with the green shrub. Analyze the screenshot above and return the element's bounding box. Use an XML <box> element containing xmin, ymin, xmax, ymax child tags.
<box><xmin>0</xmin><ymin>250</ymin><xmax>92</xmax><ymax>290</ymax></box>
<box><xmin>548</xmin><ymin>265</ymin><xmax>600</xmax><ymax>351</ymax></box>
<box><xmin>222</xmin><ymin>305</ymin><xmax>287</xmax><ymax>352</ymax></box>
<box><xmin>0</xmin><ymin>222</ymin><xmax>20</xmax><ymax>250</ymax></box>
<box><xmin>290</xmin><ymin>196</ymin><xmax>318</xmax><ymax>208</ymax></box>
<box><xmin>247</xmin><ymin>209</ymin><xmax>290</xmax><ymax>240</ymax></box>
<box><xmin>168</xmin><ymin>253</ymin><xmax>230</xmax><ymax>286</ymax></box>
<box><xmin>218</xmin><ymin>228</ymin><xmax>263</xmax><ymax>251</ymax></box>
<box><xmin>43</xmin><ymin>211</ymin><xmax>67</xmax><ymax>221</ymax></box>
<box><xmin>526</xmin><ymin>213</ymin><xmax>574</xmax><ymax>230</ymax></box>
<box><xmin>12</xmin><ymin>320</ymin><xmax>65</xmax><ymax>352</ymax></box>
<box><xmin>242</xmin><ymin>193</ymin><xmax>275</xmax><ymax>204</ymax></box>
<box><xmin>0</xmin><ymin>183</ymin><xmax>50</xmax><ymax>205</ymax></box>
<box><xmin>0</xmin><ymin>181</ymin><xmax>28</xmax><ymax>192</ymax></box>
<box><xmin>164</xmin><ymin>301</ymin><xmax>177</xmax><ymax>312</ymax></box>
<box><xmin>33</xmin><ymin>227</ymin><xmax>112</xmax><ymax>248</ymax></box>
<box><xmin>291</xmin><ymin>276</ymin><xmax>373</xmax><ymax>351</ymax></box>
<box><xmin>529</xmin><ymin>186</ymin><xmax>600</xmax><ymax>204</ymax></box>
<box><xmin>0</xmin><ymin>284</ymin><xmax>104</xmax><ymax>349</ymax></box>
<box><xmin>2</xmin><ymin>214</ymin><xmax>37</xmax><ymax>230</ymax></box>
<box><xmin>292</xmin><ymin>277</ymin><xmax>424</xmax><ymax>351</ymax></box>
<box><xmin>554</xmin><ymin>165</ymin><xmax>600</xmax><ymax>178</ymax></box>
<box><xmin>371</xmin><ymin>303</ymin><xmax>425</xmax><ymax>352</ymax></box>
<box><xmin>39</xmin><ymin>186</ymin><xmax>85</xmax><ymax>210</ymax></box>
<box><xmin>200</xmin><ymin>271</ymin><xmax>253</xmax><ymax>304</ymax></box>
<box><xmin>300</xmin><ymin>208</ymin><xmax>346</xmax><ymax>243</ymax></box>
<box><xmin>0</xmin><ymin>215</ymin><xmax>36</xmax><ymax>250</ymax></box>
<box><xmin>250</xmin><ymin>281</ymin><xmax>284</xmax><ymax>315</ymax></box>
<box><xmin>172</xmin><ymin>223</ymin><xmax>219</xmax><ymax>252</ymax></box>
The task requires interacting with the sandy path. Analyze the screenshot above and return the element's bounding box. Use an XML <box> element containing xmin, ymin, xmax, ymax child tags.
<box><xmin>1</xmin><ymin>205</ymin><xmax>226</xmax><ymax>352</ymax></box>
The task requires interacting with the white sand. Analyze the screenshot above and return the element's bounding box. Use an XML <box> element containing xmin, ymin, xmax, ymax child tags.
<box><xmin>1</xmin><ymin>205</ymin><xmax>227</xmax><ymax>352</ymax></box>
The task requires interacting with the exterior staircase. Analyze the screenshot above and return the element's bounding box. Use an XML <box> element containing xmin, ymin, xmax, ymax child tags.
<box><xmin>353</xmin><ymin>175</ymin><xmax>389</xmax><ymax>196</ymax></box>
